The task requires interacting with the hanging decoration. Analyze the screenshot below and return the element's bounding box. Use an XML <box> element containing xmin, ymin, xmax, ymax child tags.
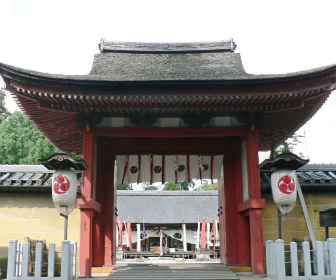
<box><xmin>143</xmin><ymin>221</ymin><xmax>146</xmax><ymax>238</ymax></box>
<box><xmin>196</xmin><ymin>219</ymin><xmax>200</xmax><ymax>249</ymax></box>
<box><xmin>116</xmin><ymin>154</ymin><xmax>224</xmax><ymax>184</ymax></box>
<box><xmin>160</xmin><ymin>229</ymin><xmax>163</xmax><ymax>256</ymax></box>
<box><xmin>117</xmin><ymin>219</ymin><xmax>123</xmax><ymax>248</ymax></box>
<box><xmin>271</xmin><ymin>169</ymin><xmax>298</xmax><ymax>215</ymax></box>
<box><xmin>213</xmin><ymin>220</ymin><xmax>217</xmax><ymax>250</ymax></box>
<box><xmin>201</xmin><ymin>219</ymin><xmax>206</xmax><ymax>249</ymax></box>
<box><xmin>127</xmin><ymin>221</ymin><xmax>133</xmax><ymax>250</ymax></box>
<box><xmin>39</xmin><ymin>152</ymin><xmax>88</xmax><ymax>241</ymax></box>
<box><xmin>258</xmin><ymin>151</ymin><xmax>309</xmax><ymax>216</ymax></box>
<box><xmin>52</xmin><ymin>169</ymin><xmax>78</xmax><ymax>216</ymax></box>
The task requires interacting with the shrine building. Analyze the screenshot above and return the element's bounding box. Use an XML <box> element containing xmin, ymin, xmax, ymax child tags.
<box><xmin>0</xmin><ymin>39</ymin><xmax>336</xmax><ymax>276</ymax></box>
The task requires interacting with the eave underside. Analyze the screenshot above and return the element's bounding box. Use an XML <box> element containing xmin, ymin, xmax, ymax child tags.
<box><xmin>1</xmin><ymin>66</ymin><xmax>336</xmax><ymax>153</ymax></box>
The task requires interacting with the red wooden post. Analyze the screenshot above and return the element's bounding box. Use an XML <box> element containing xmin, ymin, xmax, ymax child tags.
<box><xmin>218</xmin><ymin>163</ymin><xmax>226</xmax><ymax>264</ymax></box>
<box><xmin>79</xmin><ymin>127</ymin><xmax>96</xmax><ymax>277</ymax></box>
<box><xmin>92</xmin><ymin>147</ymin><xmax>105</xmax><ymax>267</ymax></box>
<box><xmin>245</xmin><ymin>129</ymin><xmax>265</xmax><ymax>275</ymax></box>
<box><xmin>234</xmin><ymin>148</ymin><xmax>251</xmax><ymax>267</ymax></box>
<box><xmin>103</xmin><ymin>154</ymin><xmax>117</xmax><ymax>266</ymax></box>
<box><xmin>223</xmin><ymin>155</ymin><xmax>238</xmax><ymax>266</ymax></box>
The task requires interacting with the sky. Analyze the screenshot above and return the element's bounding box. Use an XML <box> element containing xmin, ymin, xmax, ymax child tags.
<box><xmin>0</xmin><ymin>0</ymin><xmax>336</xmax><ymax>164</ymax></box>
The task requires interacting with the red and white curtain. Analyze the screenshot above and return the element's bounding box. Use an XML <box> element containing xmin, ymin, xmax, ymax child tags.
<box><xmin>116</xmin><ymin>154</ymin><xmax>224</xmax><ymax>184</ymax></box>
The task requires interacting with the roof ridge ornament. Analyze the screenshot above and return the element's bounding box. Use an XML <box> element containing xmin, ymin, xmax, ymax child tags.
<box><xmin>99</xmin><ymin>38</ymin><xmax>237</xmax><ymax>53</ymax></box>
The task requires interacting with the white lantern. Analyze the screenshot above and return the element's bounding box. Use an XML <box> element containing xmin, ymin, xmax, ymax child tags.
<box><xmin>52</xmin><ymin>168</ymin><xmax>77</xmax><ymax>216</ymax></box>
<box><xmin>271</xmin><ymin>169</ymin><xmax>298</xmax><ymax>215</ymax></box>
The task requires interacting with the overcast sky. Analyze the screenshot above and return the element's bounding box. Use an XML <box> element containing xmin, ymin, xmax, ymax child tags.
<box><xmin>0</xmin><ymin>0</ymin><xmax>335</xmax><ymax>163</ymax></box>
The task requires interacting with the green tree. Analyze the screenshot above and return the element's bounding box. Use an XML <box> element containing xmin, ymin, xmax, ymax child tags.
<box><xmin>0</xmin><ymin>90</ymin><xmax>11</xmax><ymax>123</ymax></box>
<box><xmin>201</xmin><ymin>182</ymin><xmax>218</xmax><ymax>190</ymax></box>
<box><xmin>178</xmin><ymin>179</ymin><xmax>195</xmax><ymax>190</ymax></box>
<box><xmin>0</xmin><ymin>111</ymin><xmax>59</xmax><ymax>164</ymax></box>
<box><xmin>117</xmin><ymin>184</ymin><xmax>132</xmax><ymax>190</ymax></box>
<box><xmin>274</xmin><ymin>135</ymin><xmax>307</xmax><ymax>159</ymax></box>
<box><xmin>163</xmin><ymin>182</ymin><xmax>181</xmax><ymax>190</ymax></box>
<box><xmin>144</xmin><ymin>185</ymin><xmax>158</xmax><ymax>190</ymax></box>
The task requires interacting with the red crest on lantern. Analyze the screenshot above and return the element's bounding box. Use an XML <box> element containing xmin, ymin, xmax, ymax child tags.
<box><xmin>53</xmin><ymin>175</ymin><xmax>70</xmax><ymax>194</ymax></box>
<box><xmin>278</xmin><ymin>175</ymin><xmax>295</xmax><ymax>194</ymax></box>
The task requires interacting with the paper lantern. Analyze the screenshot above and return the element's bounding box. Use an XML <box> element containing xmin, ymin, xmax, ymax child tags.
<box><xmin>271</xmin><ymin>169</ymin><xmax>298</xmax><ymax>215</ymax></box>
<box><xmin>52</xmin><ymin>168</ymin><xmax>77</xmax><ymax>216</ymax></box>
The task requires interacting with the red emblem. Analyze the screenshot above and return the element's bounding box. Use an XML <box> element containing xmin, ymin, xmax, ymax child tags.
<box><xmin>278</xmin><ymin>175</ymin><xmax>295</xmax><ymax>194</ymax></box>
<box><xmin>53</xmin><ymin>175</ymin><xmax>70</xmax><ymax>194</ymax></box>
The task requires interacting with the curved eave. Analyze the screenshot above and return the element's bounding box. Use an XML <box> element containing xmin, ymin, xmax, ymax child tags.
<box><xmin>1</xmin><ymin>62</ymin><xmax>336</xmax><ymax>153</ymax></box>
<box><xmin>1</xmin><ymin>61</ymin><xmax>336</xmax><ymax>85</ymax></box>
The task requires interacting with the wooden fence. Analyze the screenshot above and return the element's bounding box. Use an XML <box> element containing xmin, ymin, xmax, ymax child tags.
<box><xmin>266</xmin><ymin>238</ymin><xmax>336</xmax><ymax>280</ymax></box>
<box><xmin>7</xmin><ymin>239</ymin><xmax>76</xmax><ymax>280</ymax></box>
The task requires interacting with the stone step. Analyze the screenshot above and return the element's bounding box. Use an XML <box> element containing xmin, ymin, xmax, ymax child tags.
<box><xmin>107</xmin><ymin>263</ymin><xmax>239</xmax><ymax>280</ymax></box>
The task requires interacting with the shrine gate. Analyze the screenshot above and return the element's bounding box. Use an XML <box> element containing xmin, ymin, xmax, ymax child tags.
<box><xmin>1</xmin><ymin>39</ymin><xmax>335</xmax><ymax>276</ymax></box>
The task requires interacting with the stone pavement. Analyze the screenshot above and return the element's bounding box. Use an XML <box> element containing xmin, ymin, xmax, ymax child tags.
<box><xmin>83</xmin><ymin>260</ymin><xmax>271</xmax><ymax>280</ymax></box>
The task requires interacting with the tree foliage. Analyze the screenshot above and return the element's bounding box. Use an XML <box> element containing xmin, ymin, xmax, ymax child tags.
<box><xmin>201</xmin><ymin>182</ymin><xmax>218</xmax><ymax>190</ymax></box>
<box><xmin>178</xmin><ymin>179</ymin><xmax>194</xmax><ymax>190</ymax></box>
<box><xmin>0</xmin><ymin>111</ymin><xmax>59</xmax><ymax>164</ymax></box>
<box><xmin>274</xmin><ymin>135</ymin><xmax>307</xmax><ymax>159</ymax></box>
<box><xmin>144</xmin><ymin>185</ymin><xmax>158</xmax><ymax>190</ymax></box>
<box><xmin>117</xmin><ymin>184</ymin><xmax>132</xmax><ymax>190</ymax></box>
<box><xmin>0</xmin><ymin>90</ymin><xmax>11</xmax><ymax>124</ymax></box>
<box><xmin>163</xmin><ymin>182</ymin><xmax>181</xmax><ymax>190</ymax></box>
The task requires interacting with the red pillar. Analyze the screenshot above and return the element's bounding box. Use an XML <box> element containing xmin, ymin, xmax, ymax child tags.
<box><xmin>78</xmin><ymin>127</ymin><xmax>102</xmax><ymax>277</ymax></box>
<box><xmin>103</xmin><ymin>154</ymin><xmax>117</xmax><ymax>266</ymax></box>
<box><xmin>218</xmin><ymin>163</ymin><xmax>225</xmax><ymax>264</ymax></box>
<box><xmin>92</xmin><ymin>147</ymin><xmax>105</xmax><ymax>267</ymax></box>
<box><xmin>238</xmin><ymin>129</ymin><xmax>265</xmax><ymax>275</ymax></box>
<box><xmin>233</xmin><ymin>148</ymin><xmax>251</xmax><ymax>267</ymax></box>
<box><xmin>222</xmin><ymin>154</ymin><xmax>238</xmax><ymax>266</ymax></box>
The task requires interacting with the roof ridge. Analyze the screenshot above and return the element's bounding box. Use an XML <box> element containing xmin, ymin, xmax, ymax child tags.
<box><xmin>99</xmin><ymin>38</ymin><xmax>237</xmax><ymax>53</ymax></box>
<box><xmin>117</xmin><ymin>190</ymin><xmax>218</xmax><ymax>196</ymax></box>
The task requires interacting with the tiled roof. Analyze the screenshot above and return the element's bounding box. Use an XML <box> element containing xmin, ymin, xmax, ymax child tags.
<box><xmin>1</xmin><ymin>164</ymin><xmax>336</xmax><ymax>193</ymax></box>
<box><xmin>0</xmin><ymin>165</ymin><xmax>82</xmax><ymax>192</ymax></box>
<box><xmin>260</xmin><ymin>164</ymin><xmax>336</xmax><ymax>192</ymax></box>
<box><xmin>117</xmin><ymin>191</ymin><xmax>217</xmax><ymax>224</ymax></box>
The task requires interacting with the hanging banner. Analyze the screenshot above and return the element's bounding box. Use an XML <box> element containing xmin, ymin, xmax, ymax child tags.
<box><xmin>164</xmin><ymin>155</ymin><xmax>175</xmax><ymax>183</ymax></box>
<box><xmin>201</xmin><ymin>219</ymin><xmax>206</xmax><ymax>249</ymax></box>
<box><xmin>201</xmin><ymin>156</ymin><xmax>211</xmax><ymax>180</ymax></box>
<box><xmin>176</xmin><ymin>155</ymin><xmax>187</xmax><ymax>182</ymax></box>
<box><xmin>137</xmin><ymin>155</ymin><xmax>141</xmax><ymax>184</ymax></box>
<box><xmin>196</xmin><ymin>221</ymin><xmax>200</xmax><ymax>249</ymax></box>
<box><xmin>190</xmin><ymin>155</ymin><xmax>200</xmax><ymax>180</ymax></box>
<box><xmin>271</xmin><ymin>169</ymin><xmax>298</xmax><ymax>215</ymax></box>
<box><xmin>213</xmin><ymin>220</ymin><xmax>217</xmax><ymax>250</ymax></box>
<box><xmin>127</xmin><ymin>221</ymin><xmax>133</xmax><ymax>250</ymax></box>
<box><xmin>117</xmin><ymin>219</ymin><xmax>123</xmax><ymax>248</ymax></box>
<box><xmin>143</xmin><ymin>222</ymin><xmax>146</xmax><ymax>238</ymax></box>
<box><xmin>212</xmin><ymin>155</ymin><xmax>224</xmax><ymax>181</ymax></box>
<box><xmin>125</xmin><ymin>155</ymin><xmax>139</xmax><ymax>184</ymax></box>
<box><xmin>52</xmin><ymin>169</ymin><xmax>77</xmax><ymax>216</ymax></box>
<box><xmin>116</xmin><ymin>155</ymin><xmax>128</xmax><ymax>184</ymax></box>
<box><xmin>140</xmin><ymin>155</ymin><xmax>151</xmax><ymax>183</ymax></box>
<box><xmin>116</xmin><ymin>154</ymin><xmax>224</xmax><ymax>184</ymax></box>
<box><xmin>136</xmin><ymin>223</ymin><xmax>141</xmax><ymax>252</ymax></box>
<box><xmin>206</xmin><ymin>222</ymin><xmax>210</xmax><ymax>249</ymax></box>
<box><xmin>152</xmin><ymin>155</ymin><xmax>163</xmax><ymax>183</ymax></box>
